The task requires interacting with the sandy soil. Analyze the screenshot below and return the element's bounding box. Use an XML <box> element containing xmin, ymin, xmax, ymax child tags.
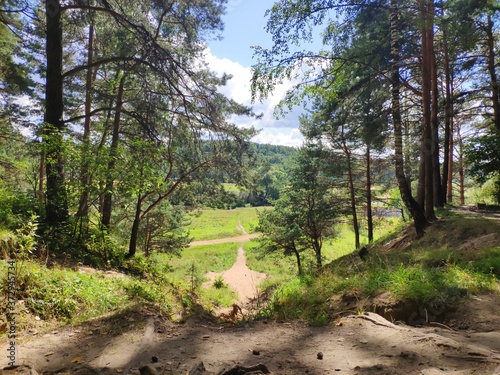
<box><xmin>204</xmin><ymin>247</ymin><xmax>266</xmax><ymax>304</ymax></box>
<box><xmin>2</xmin><ymin>246</ymin><xmax>500</xmax><ymax>375</ymax></box>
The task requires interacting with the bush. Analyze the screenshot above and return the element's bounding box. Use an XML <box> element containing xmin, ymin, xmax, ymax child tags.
<box><xmin>213</xmin><ymin>275</ymin><xmax>226</xmax><ymax>289</ymax></box>
<box><xmin>0</xmin><ymin>187</ymin><xmax>39</xmax><ymax>229</ymax></box>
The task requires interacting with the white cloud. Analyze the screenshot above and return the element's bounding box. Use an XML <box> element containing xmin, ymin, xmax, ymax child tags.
<box><xmin>204</xmin><ymin>48</ymin><xmax>304</xmax><ymax>147</ymax></box>
<box><xmin>252</xmin><ymin>128</ymin><xmax>303</xmax><ymax>147</ymax></box>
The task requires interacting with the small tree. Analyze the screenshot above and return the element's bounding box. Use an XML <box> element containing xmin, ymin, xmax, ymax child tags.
<box><xmin>256</xmin><ymin>196</ymin><xmax>307</xmax><ymax>275</ymax></box>
<box><xmin>257</xmin><ymin>143</ymin><xmax>338</xmax><ymax>272</ymax></box>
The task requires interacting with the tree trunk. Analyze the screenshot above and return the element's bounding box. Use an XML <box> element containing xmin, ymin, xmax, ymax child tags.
<box><xmin>314</xmin><ymin>241</ymin><xmax>322</xmax><ymax>269</ymax></box>
<box><xmin>417</xmin><ymin>0</ymin><xmax>436</xmax><ymax>221</ymax></box>
<box><xmin>486</xmin><ymin>14</ymin><xmax>500</xmax><ymax>131</ymax></box>
<box><xmin>291</xmin><ymin>241</ymin><xmax>302</xmax><ymax>276</ymax></box>
<box><xmin>44</xmin><ymin>0</ymin><xmax>68</xmax><ymax>228</ymax></box>
<box><xmin>101</xmin><ymin>73</ymin><xmax>126</xmax><ymax>229</ymax></box>
<box><xmin>441</xmin><ymin>26</ymin><xmax>452</xmax><ymax>204</ymax></box>
<box><xmin>347</xmin><ymin>151</ymin><xmax>360</xmax><ymax>249</ymax></box>
<box><xmin>403</xmin><ymin>116</ymin><xmax>412</xmax><ymax>193</ymax></box>
<box><xmin>38</xmin><ymin>149</ymin><xmax>45</xmax><ymax>202</ymax></box>
<box><xmin>127</xmin><ymin>194</ymin><xmax>142</xmax><ymax>258</ymax></box>
<box><xmin>447</xmin><ymin>112</ymin><xmax>454</xmax><ymax>202</ymax></box>
<box><xmin>366</xmin><ymin>144</ymin><xmax>373</xmax><ymax>243</ymax></box>
<box><xmin>390</xmin><ymin>0</ymin><xmax>428</xmax><ymax>237</ymax></box>
<box><xmin>341</xmin><ymin>126</ymin><xmax>360</xmax><ymax>249</ymax></box>
<box><xmin>458</xmin><ymin>126</ymin><xmax>465</xmax><ymax>205</ymax></box>
<box><xmin>429</xmin><ymin>4</ymin><xmax>443</xmax><ymax>209</ymax></box>
<box><xmin>76</xmin><ymin>24</ymin><xmax>95</xmax><ymax>219</ymax></box>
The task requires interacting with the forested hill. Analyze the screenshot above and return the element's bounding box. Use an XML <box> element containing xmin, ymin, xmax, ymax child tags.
<box><xmin>250</xmin><ymin>143</ymin><xmax>297</xmax><ymax>166</ymax></box>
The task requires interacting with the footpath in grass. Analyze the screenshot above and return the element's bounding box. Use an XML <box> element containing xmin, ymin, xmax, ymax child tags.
<box><xmin>186</xmin><ymin>207</ymin><xmax>266</xmax><ymax>241</ymax></box>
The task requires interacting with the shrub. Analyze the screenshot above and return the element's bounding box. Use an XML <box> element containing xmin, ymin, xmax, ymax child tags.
<box><xmin>213</xmin><ymin>275</ymin><xmax>226</xmax><ymax>289</ymax></box>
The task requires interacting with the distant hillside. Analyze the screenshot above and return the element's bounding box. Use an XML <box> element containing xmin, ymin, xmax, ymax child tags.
<box><xmin>250</xmin><ymin>142</ymin><xmax>297</xmax><ymax>167</ymax></box>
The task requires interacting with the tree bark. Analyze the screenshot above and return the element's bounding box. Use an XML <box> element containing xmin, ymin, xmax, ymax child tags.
<box><xmin>457</xmin><ymin>126</ymin><xmax>465</xmax><ymax>205</ymax></box>
<box><xmin>390</xmin><ymin>0</ymin><xmax>428</xmax><ymax>237</ymax></box>
<box><xmin>128</xmin><ymin>194</ymin><xmax>142</xmax><ymax>258</ymax></box>
<box><xmin>429</xmin><ymin>2</ymin><xmax>443</xmax><ymax>208</ymax></box>
<box><xmin>441</xmin><ymin>26</ymin><xmax>453</xmax><ymax>203</ymax></box>
<box><xmin>291</xmin><ymin>241</ymin><xmax>302</xmax><ymax>276</ymax></box>
<box><xmin>417</xmin><ymin>0</ymin><xmax>436</xmax><ymax>221</ymax></box>
<box><xmin>44</xmin><ymin>0</ymin><xmax>69</xmax><ymax>228</ymax></box>
<box><xmin>341</xmin><ymin>125</ymin><xmax>360</xmax><ymax>249</ymax></box>
<box><xmin>403</xmin><ymin>116</ymin><xmax>412</xmax><ymax>193</ymax></box>
<box><xmin>38</xmin><ymin>149</ymin><xmax>45</xmax><ymax>203</ymax></box>
<box><xmin>314</xmin><ymin>239</ymin><xmax>322</xmax><ymax>269</ymax></box>
<box><xmin>101</xmin><ymin>72</ymin><xmax>125</xmax><ymax>229</ymax></box>
<box><xmin>76</xmin><ymin>24</ymin><xmax>95</xmax><ymax>219</ymax></box>
<box><xmin>366</xmin><ymin>144</ymin><xmax>373</xmax><ymax>243</ymax></box>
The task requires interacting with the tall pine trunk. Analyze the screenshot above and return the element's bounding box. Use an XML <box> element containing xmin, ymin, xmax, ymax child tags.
<box><xmin>390</xmin><ymin>0</ymin><xmax>427</xmax><ymax>237</ymax></box>
<box><xmin>76</xmin><ymin>24</ymin><xmax>95</xmax><ymax>219</ymax></box>
<box><xmin>101</xmin><ymin>73</ymin><xmax>125</xmax><ymax>229</ymax></box>
<box><xmin>429</xmin><ymin>5</ymin><xmax>443</xmax><ymax>208</ymax></box>
<box><xmin>341</xmin><ymin>127</ymin><xmax>360</xmax><ymax>249</ymax></box>
<box><xmin>366</xmin><ymin>144</ymin><xmax>373</xmax><ymax>243</ymax></box>
<box><xmin>457</xmin><ymin>126</ymin><xmax>465</xmax><ymax>205</ymax></box>
<box><xmin>44</xmin><ymin>0</ymin><xmax>68</xmax><ymax>228</ymax></box>
<box><xmin>417</xmin><ymin>0</ymin><xmax>436</xmax><ymax>221</ymax></box>
<box><xmin>441</xmin><ymin>26</ymin><xmax>453</xmax><ymax>203</ymax></box>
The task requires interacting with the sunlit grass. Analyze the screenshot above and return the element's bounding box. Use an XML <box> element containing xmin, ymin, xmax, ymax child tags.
<box><xmin>186</xmin><ymin>207</ymin><xmax>265</xmax><ymax>240</ymax></box>
<box><xmin>322</xmin><ymin>217</ymin><xmax>402</xmax><ymax>262</ymax></box>
<box><xmin>257</xmin><ymin>212</ymin><xmax>500</xmax><ymax>325</ymax></box>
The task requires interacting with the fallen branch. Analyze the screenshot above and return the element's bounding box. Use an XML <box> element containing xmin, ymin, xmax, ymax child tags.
<box><xmin>347</xmin><ymin>312</ymin><xmax>402</xmax><ymax>330</ymax></box>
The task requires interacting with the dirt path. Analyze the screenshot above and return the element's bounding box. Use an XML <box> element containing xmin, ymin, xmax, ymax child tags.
<box><xmin>3</xmin><ymin>309</ymin><xmax>500</xmax><ymax>375</ymax></box>
<box><xmin>190</xmin><ymin>234</ymin><xmax>260</xmax><ymax>247</ymax></box>
<box><xmin>204</xmin><ymin>247</ymin><xmax>266</xmax><ymax>305</ymax></box>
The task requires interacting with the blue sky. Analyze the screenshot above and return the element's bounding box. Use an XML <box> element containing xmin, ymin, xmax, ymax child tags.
<box><xmin>205</xmin><ymin>0</ymin><xmax>306</xmax><ymax>147</ymax></box>
<box><xmin>209</xmin><ymin>0</ymin><xmax>272</xmax><ymax>67</ymax></box>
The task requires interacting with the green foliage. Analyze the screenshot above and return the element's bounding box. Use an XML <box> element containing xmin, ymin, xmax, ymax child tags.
<box><xmin>121</xmin><ymin>253</ymin><xmax>163</xmax><ymax>279</ymax></box>
<box><xmin>0</xmin><ymin>6</ymin><xmax>32</xmax><ymax>95</ymax></box>
<box><xmin>464</xmin><ymin>130</ymin><xmax>500</xmax><ymax>203</ymax></box>
<box><xmin>0</xmin><ymin>215</ymin><xmax>38</xmax><ymax>260</ymax></box>
<box><xmin>4</xmin><ymin>261</ymin><xmax>129</xmax><ymax>321</ymax></box>
<box><xmin>122</xmin><ymin>279</ymin><xmax>172</xmax><ymax>312</ymax></box>
<box><xmin>257</xmin><ymin>143</ymin><xmax>339</xmax><ymax>272</ymax></box>
<box><xmin>138</xmin><ymin>205</ymin><xmax>191</xmax><ymax>257</ymax></box>
<box><xmin>0</xmin><ymin>187</ymin><xmax>39</xmax><ymax>229</ymax></box>
<box><xmin>188</xmin><ymin>261</ymin><xmax>203</xmax><ymax>292</ymax></box>
<box><xmin>212</xmin><ymin>275</ymin><xmax>227</xmax><ymax>289</ymax></box>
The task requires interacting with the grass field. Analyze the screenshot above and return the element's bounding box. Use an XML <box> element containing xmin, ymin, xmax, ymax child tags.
<box><xmin>322</xmin><ymin>217</ymin><xmax>401</xmax><ymax>261</ymax></box>
<box><xmin>185</xmin><ymin>207</ymin><xmax>266</xmax><ymax>241</ymax></box>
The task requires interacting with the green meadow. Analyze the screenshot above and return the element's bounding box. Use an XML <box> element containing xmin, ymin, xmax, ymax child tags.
<box><xmin>186</xmin><ymin>206</ymin><xmax>264</xmax><ymax>240</ymax></box>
